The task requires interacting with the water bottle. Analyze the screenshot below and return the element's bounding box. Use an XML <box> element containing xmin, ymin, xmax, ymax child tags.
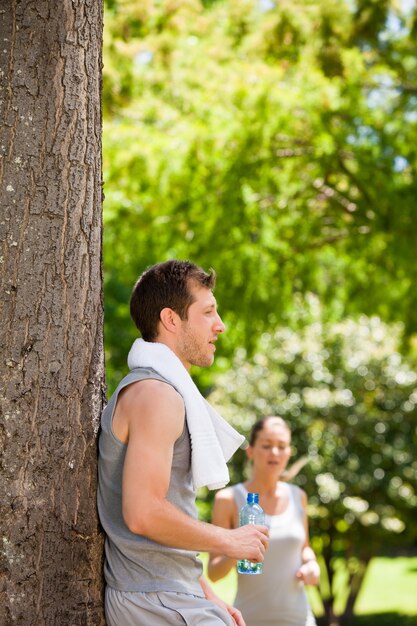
<box><xmin>237</xmin><ymin>492</ymin><xmax>265</xmax><ymax>575</ymax></box>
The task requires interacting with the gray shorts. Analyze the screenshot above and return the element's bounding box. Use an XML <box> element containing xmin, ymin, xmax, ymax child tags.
<box><xmin>105</xmin><ymin>587</ymin><xmax>236</xmax><ymax>626</ymax></box>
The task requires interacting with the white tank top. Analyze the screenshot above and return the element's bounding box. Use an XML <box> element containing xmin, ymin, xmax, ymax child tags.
<box><xmin>232</xmin><ymin>482</ymin><xmax>317</xmax><ymax>626</ymax></box>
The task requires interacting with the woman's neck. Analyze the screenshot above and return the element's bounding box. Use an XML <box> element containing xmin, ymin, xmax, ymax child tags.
<box><xmin>245</xmin><ymin>473</ymin><xmax>283</xmax><ymax>498</ymax></box>
<box><xmin>244</xmin><ymin>476</ymin><xmax>289</xmax><ymax>516</ymax></box>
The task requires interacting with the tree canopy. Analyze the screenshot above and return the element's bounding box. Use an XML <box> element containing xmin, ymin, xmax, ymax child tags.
<box><xmin>102</xmin><ymin>0</ymin><xmax>417</xmax><ymax>391</ymax></box>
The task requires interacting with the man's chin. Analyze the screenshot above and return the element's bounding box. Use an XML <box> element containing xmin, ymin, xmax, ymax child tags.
<box><xmin>192</xmin><ymin>355</ymin><xmax>214</xmax><ymax>368</ymax></box>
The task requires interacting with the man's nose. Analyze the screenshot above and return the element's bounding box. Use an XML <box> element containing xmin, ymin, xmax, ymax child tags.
<box><xmin>214</xmin><ymin>314</ymin><xmax>226</xmax><ymax>333</ymax></box>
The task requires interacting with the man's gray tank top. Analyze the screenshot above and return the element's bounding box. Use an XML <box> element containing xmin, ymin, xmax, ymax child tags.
<box><xmin>97</xmin><ymin>367</ymin><xmax>204</xmax><ymax>595</ymax></box>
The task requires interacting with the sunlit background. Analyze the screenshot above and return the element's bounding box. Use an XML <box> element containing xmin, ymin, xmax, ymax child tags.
<box><xmin>102</xmin><ymin>1</ymin><xmax>417</xmax><ymax>623</ymax></box>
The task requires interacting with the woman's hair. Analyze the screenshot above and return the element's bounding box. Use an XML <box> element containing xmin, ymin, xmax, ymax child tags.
<box><xmin>130</xmin><ymin>259</ymin><xmax>215</xmax><ymax>341</ymax></box>
<box><xmin>249</xmin><ymin>415</ymin><xmax>309</xmax><ymax>481</ymax></box>
<box><xmin>249</xmin><ymin>415</ymin><xmax>291</xmax><ymax>446</ymax></box>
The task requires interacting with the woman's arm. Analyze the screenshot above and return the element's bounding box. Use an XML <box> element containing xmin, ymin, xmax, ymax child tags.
<box><xmin>295</xmin><ymin>489</ymin><xmax>320</xmax><ymax>586</ymax></box>
<box><xmin>207</xmin><ymin>489</ymin><xmax>239</xmax><ymax>582</ymax></box>
<box><xmin>199</xmin><ymin>576</ymin><xmax>245</xmax><ymax>626</ymax></box>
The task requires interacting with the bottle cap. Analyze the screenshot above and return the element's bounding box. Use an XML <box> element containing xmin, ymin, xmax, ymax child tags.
<box><xmin>247</xmin><ymin>492</ymin><xmax>259</xmax><ymax>504</ymax></box>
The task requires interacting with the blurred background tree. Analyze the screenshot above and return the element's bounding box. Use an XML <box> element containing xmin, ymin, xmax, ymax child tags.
<box><xmin>207</xmin><ymin>303</ymin><xmax>417</xmax><ymax>625</ymax></box>
<box><xmin>102</xmin><ymin>0</ymin><xmax>417</xmax><ymax>392</ymax></box>
<box><xmin>102</xmin><ymin>1</ymin><xmax>417</xmax><ymax>623</ymax></box>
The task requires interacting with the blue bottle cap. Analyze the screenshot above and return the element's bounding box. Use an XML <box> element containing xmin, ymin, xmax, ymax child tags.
<box><xmin>247</xmin><ymin>492</ymin><xmax>259</xmax><ymax>504</ymax></box>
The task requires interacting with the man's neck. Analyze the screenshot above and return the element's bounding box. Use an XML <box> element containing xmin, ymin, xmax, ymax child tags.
<box><xmin>153</xmin><ymin>335</ymin><xmax>191</xmax><ymax>372</ymax></box>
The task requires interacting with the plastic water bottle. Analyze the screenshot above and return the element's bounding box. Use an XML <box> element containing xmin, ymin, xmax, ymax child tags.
<box><xmin>237</xmin><ymin>492</ymin><xmax>265</xmax><ymax>575</ymax></box>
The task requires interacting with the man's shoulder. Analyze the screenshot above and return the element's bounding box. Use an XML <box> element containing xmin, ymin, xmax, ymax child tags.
<box><xmin>112</xmin><ymin>376</ymin><xmax>185</xmax><ymax>442</ymax></box>
<box><xmin>120</xmin><ymin>376</ymin><xmax>183</xmax><ymax>407</ymax></box>
<box><xmin>126</xmin><ymin>366</ymin><xmax>169</xmax><ymax>384</ymax></box>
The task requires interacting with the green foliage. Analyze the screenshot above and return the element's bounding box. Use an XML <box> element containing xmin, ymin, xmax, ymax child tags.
<box><xmin>102</xmin><ymin>0</ymin><xmax>417</xmax><ymax>393</ymax></box>
<box><xmin>101</xmin><ymin>5</ymin><xmax>417</xmax><ymax>621</ymax></box>
<box><xmin>207</xmin><ymin>306</ymin><xmax>417</xmax><ymax>622</ymax></box>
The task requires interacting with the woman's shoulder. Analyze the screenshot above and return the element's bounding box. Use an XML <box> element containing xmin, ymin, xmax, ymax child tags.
<box><xmin>212</xmin><ymin>485</ymin><xmax>242</xmax><ymax>523</ymax></box>
<box><xmin>214</xmin><ymin>483</ymin><xmax>246</xmax><ymax>510</ymax></box>
<box><xmin>287</xmin><ymin>482</ymin><xmax>303</xmax><ymax>494</ymax></box>
<box><xmin>287</xmin><ymin>483</ymin><xmax>308</xmax><ymax>510</ymax></box>
<box><xmin>214</xmin><ymin>483</ymin><xmax>240</xmax><ymax>501</ymax></box>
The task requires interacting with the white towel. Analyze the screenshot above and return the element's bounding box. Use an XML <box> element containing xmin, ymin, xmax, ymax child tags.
<box><xmin>127</xmin><ymin>338</ymin><xmax>246</xmax><ymax>490</ymax></box>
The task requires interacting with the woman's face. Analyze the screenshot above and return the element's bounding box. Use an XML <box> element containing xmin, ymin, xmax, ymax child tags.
<box><xmin>247</xmin><ymin>420</ymin><xmax>292</xmax><ymax>475</ymax></box>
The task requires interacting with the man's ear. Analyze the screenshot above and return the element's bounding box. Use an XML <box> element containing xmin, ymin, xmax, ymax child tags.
<box><xmin>245</xmin><ymin>446</ymin><xmax>253</xmax><ymax>462</ymax></box>
<box><xmin>159</xmin><ymin>307</ymin><xmax>180</xmax><ymax>334</ymax></box>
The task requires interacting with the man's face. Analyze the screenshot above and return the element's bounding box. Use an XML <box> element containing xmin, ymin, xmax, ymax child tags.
<box><xmin>176</xmin><ymin>285</ymin><xmax>225</xmax><ymax>370</ymax></box>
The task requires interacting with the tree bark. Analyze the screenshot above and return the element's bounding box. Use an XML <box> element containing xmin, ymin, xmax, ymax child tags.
<box><xmin>0</xmin><ymin>1</ymin><xmax>105</xmax><ymax>624</ymax></box>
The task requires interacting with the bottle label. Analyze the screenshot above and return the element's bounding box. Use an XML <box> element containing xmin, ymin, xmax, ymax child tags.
<box><xmin>237</xmin><ymin>559</ymin><xmax>263</xmax><ymax>575</ymax></box>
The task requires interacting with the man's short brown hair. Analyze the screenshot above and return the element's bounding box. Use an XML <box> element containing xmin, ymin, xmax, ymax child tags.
<box><xmin>130</xmin><ymin>260</ymin><xmax>216</xmax><ymax>341</ymax></box>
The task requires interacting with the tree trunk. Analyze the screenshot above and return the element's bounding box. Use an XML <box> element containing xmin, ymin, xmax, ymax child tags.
<box><xmin>320</xmin><ymin>544</ymin><xmax>340</xmax><ymax>626</ymax></box>
<box><xmin>0</xmin><ymin>1</ymin><xmax>105</xmax><ymax>624</ymax></box>
<box><xmin>340</xmin><ymin>557</ymin><xmax>369</xmax><ymax>626</ymax></box>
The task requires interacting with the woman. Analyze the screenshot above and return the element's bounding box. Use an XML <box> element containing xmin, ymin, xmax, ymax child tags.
<box><xmin>208</xmin><ymin>416</ymin><xmax>320</xmax><ymax>626</ymax></box>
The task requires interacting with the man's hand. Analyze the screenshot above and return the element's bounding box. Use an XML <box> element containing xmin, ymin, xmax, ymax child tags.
<box><xmin>223</xmin><ymin>524</ymin><xmax>269</xmax><ymax>563</ymax></box>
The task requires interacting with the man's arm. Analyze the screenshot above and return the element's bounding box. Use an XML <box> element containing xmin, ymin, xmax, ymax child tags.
<box><xmin>117</xmin><ymin>379</ymin><xmax>268</xmax><ymax>561</ymax></box>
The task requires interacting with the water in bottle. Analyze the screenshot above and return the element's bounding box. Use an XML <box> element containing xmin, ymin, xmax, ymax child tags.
<box><xmin>237</xmin><ymin>492</ymin><xmax>265</xmax><ymax>574</ymax></box>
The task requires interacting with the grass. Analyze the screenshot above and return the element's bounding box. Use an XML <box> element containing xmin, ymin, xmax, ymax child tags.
<box><xmin>354</xmin><ymin>557</ymin><xmax>417</xmax><ymax>614</ymax></box>
<box><xmin>200</xmin><ymin>554</ymin><xmax>417</xmax><ymax>624</ymax></box>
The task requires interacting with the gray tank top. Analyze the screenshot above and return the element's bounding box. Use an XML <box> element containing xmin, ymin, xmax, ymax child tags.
<box><xmin>97</xmin><ymin>367</ymin><xmax>204</xmax><ymax>595</ymax></box>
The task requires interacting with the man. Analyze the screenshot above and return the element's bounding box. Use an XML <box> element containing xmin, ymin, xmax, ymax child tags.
<box><xmin>98</xmin><ymin>260</ymin><xmax>268</xmax><ymax>626</ymax></box>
